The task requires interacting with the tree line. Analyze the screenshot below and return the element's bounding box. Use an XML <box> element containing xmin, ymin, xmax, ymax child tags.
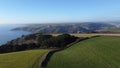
<box><xmin>0</xmin><ymin>34</ymin><xmax>78</xmax><ymax>53</ymax></box>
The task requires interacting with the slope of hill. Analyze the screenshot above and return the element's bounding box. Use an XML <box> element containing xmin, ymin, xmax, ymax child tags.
<box><xmin>0</xmin><ymin>49</ymin><xmax>49</xmax><ymax>68</ymax></box>
<box><xmin>0</xmin><ymin>33</ymin><xmax>78</xmax><ymax>53</ymax></box>
<box><xmin>96</xmin><ymin>28</ymin><xmax>120</xmax><ymax>33</ymax></box>
<box><xmin>47</xmin><ymin>36</ymin><xmax>120</xmax><ymax>68</ymax></box>
<box><xmin>12</xmin><ymin>23</ymin><xmax>117</xmax><ymax>33</ymax></box>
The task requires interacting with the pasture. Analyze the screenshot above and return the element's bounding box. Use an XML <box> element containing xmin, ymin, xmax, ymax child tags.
<box><xmin>47</xmin><ymin>36</ymin><xmax>120</xmax><ymax>68</ymax></box>
<box><xmin>0</xmin><ymin>49</ymin><xmax>49</xmax><ymax>68</ymax></box>
<box><xmin>52</xmin><ymin>33</ymin><xmax>120</xmax><ymax>37</ymax></box>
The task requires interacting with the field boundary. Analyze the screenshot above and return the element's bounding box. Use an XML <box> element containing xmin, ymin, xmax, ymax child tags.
<box><xmin>32</xmin><ymin>51</ymin><xmax>49</xmax><ymax>68</ymax></box>
<box><xmin>40</xmin><ymin>36</ymin><xmax>100</xmax><ymax>68</ymax></box>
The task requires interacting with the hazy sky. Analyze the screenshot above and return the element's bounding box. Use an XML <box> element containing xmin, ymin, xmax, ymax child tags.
<box><xmin>0</xmin><ymin>0</ymin><xmax>120</xmax><ymax>24</ymax></box>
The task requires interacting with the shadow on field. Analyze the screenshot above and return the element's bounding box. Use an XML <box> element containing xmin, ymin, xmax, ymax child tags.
<box><xmin>41</xmin><ymin>49</ymin><xmax>61</xmax><ymax>68</ymax></box>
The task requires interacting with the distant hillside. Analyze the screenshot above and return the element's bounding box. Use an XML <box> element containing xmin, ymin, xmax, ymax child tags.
<box><xmin>12</xmin><ymin>23</ymin><xmax>118</xmax><ymax>33</ymax></box>
<box><xmin>96</xmin><ymin>28</ymin><xmax>120</xmax><ymax>33</ymax></box>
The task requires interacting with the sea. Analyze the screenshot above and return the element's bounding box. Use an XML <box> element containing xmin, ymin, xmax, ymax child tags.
<box><xmin>0</xmin><ymin>24</ymin><xmax>30</xmax><ymax>45</ymax></box>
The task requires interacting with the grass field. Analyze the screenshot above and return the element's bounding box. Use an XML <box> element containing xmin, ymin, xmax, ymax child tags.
<box><xmin>52</xmin><ymin>33</ymin><xmax>120</xmax><ymax>37</ymax></box>
<box><xmin>101</xmin><ymin>28</ymin><xmax>120</xmax><ymax>32</ymax></box>
<box><xmin>47</xmin><ymin>36</ymin><xmax>120</xmax><ymax>68</ymax></box>
<box><xmin>0</xmin><ymin>49</ymin><xmax>49</xmax><ymax>68</ymax></box>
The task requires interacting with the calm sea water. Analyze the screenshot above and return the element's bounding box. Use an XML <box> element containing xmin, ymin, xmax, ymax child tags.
<box><xmin>0</xmin><ymin>24</ymin><xmax>30</xmax><ymax>45</ymax></box>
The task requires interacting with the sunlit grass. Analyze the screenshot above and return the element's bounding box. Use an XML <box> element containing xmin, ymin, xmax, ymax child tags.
<box><xmin>52</xmin><ymin>33</ymin><xmax>120</xmax><ymax>37</ymax></box>
<box><xmin>48</xmin><ymin>36</ymin><xmax>120</xmax><ymax>68</ymax></box>
<box><xmin>0</xmin><ymin>49</ymin><xmax>49</xmax><ymax>68</ymax></box>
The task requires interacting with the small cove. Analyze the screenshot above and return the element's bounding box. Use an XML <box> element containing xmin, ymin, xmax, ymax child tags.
<box><xmin>0</xmin><ymin>24</ymin><xmax>30</xmax><ymax>45</ymax></box>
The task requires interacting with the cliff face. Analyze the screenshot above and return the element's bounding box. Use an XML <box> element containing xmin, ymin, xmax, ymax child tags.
<box><xmin>12</xmin><ymin>23</ymin><xmax>117</xmax><ymax>33</ymax></box>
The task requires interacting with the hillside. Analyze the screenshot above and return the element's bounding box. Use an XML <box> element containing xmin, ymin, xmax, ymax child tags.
<box><xmin>0</xmin><ymin>33</ymin><xmax>78</xmax><ymax>53</ymax></box>
<box><xmin>96</xmin><ymin>28</ymin><xmax>120</xmax><ymax>33</ymax></box>
<box><xmin>48</xmin><ymin>36</ymin><xmax>120</xmax><ymax>68</ymax></box>
<box><xmin>12</xmin><ymin>23</ymin><xmax>117</xmax><ymax>33</ymax></box>
<box><xmin>0</xmin><ymin>49</ymin><xmax>49</xmax><ymax>68</ymax></box>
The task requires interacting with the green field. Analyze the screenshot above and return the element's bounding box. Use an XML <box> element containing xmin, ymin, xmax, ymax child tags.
<box><xmin>52</xmin><ymin>33</ymin><xmax>120</xmax><ymax>37</ymax></box>
<box><xmin>48</xmin><ymin>36</ymin><xmax>120</xmax><ymax>68</ymax></box>
<box><xmin>0</xmin><ymin>49</ymin><xmax>49</xmax><ymax>68</ymax></box>
<box><xmin>103</xmin><ymin>28</ymin><xmax>120</xmax><ymax>32</ymax></box>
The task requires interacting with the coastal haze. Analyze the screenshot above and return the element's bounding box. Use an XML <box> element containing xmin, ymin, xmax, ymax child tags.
<box><xmin>0</xmin><ymin>0</ymin><xmax>120</xmax><ymax>68</ymax></box>
<box><xmin>1</xmin><ymin>22</ymin><xmax>120</xmax><ymax>46</ymax></box>
<box><xmin>0</xmin><ymin>24</ymin><xmax>30</xmax><ymax>45</ymax></box>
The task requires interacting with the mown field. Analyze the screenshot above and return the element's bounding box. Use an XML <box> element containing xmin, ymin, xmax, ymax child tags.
<box><xmin>47</xmin><ymin>36</ymin><xmax>120</xmax><ymax>68</ymax></box>
<box><xmin>0</xmin><ymin>49</ymin><xmax>49</xmax><ymax>68</ymax></box>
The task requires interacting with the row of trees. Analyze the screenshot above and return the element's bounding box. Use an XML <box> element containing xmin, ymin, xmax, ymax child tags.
<box><xmin>41</xmin><ymin>34</ymin><xmax>78</xmax><ymax>48</ymax></box>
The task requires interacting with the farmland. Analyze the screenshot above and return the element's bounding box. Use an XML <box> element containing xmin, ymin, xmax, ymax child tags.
<box><xmin>47</xmin><ymin>36</ymin><xmax>120</xmax><ymax>68</ymax></box>
<box><xmin>0</xmin><ymin>49</ymin><xmax>49</xmax><ymax>68</ymax></box>
<box><xmin>0</xmin><ymin>35</ymin><xmax>120</xmax><ymax>68</ymax></box>
<box><xmin>52</xmin><ymin>33</ymin><xmax>120</xmax><ymax>37</ymax></box>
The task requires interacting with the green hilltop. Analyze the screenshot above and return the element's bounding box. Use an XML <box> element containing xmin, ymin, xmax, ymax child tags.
<box><xmin>0</xmin><ymin>50</ymin><xmax>49</xmax><ymax>68</ymax></box>
<box><xmin>0</xmin><ymin>36</ymin><xmax>120</xmax><ymax>68</ymax></box>
<box><xmin>48</xmin><ymin>36</ymin><xmax>120</xmax><ymax>68</ymax></box>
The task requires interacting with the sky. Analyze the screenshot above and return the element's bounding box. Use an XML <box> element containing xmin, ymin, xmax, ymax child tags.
<box><xmin>0</xmin><ymin>0</ymin><xmax>120</xmax><ymax>24</ymax></box>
